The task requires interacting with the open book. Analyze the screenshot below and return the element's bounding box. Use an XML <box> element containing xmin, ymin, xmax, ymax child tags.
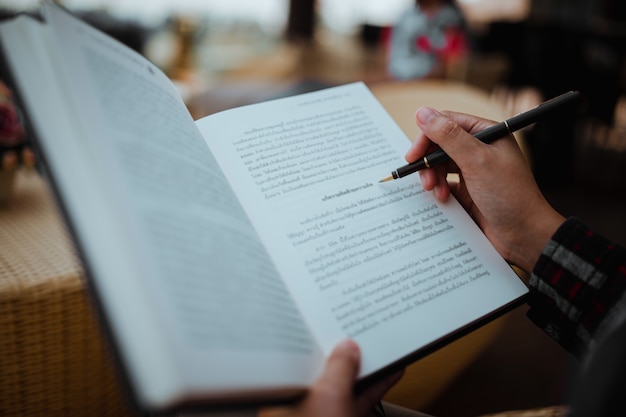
<box><xmin>0</xmin><ymin>4</ymin><xmax>528</xmax><ymax>413</ymax></box>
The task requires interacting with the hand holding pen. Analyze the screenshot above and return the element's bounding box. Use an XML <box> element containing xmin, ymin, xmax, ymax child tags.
<box><xmin>380</xmin><ymin>91</ymin><xmax>580</xmax><ymax>182</ymax></box>
<box><xmin>394</xmin><ymin>92</ymin><xmax>580</xmax><ymax>272</ymax></box>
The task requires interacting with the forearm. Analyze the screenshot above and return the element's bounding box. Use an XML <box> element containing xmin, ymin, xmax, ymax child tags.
<box><xmin>527</xmin><ymin>217</ymin><xmax>626</xmax><ymax>357</ymax></box>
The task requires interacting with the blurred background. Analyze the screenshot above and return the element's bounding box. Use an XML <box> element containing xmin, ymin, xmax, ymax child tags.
<box><xmin>2</xmin><ymin>0</ymin><xmax>623</xmax><ymax>191</ymax></box>
<box><xmin>1</xmin><ymin>0</ymin><xmax>625</xmax><ymax>188</ymax></box>
<box><xmin>1</xmin><ymin>0</ymin><xmax>626</xmax><ymax>416</ymax></box>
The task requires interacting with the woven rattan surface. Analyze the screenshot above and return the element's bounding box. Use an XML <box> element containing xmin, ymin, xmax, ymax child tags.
<box><xmin>479</xmin><ymin>405</ymin><xmax>568</xmax><ymax>417</ymax></box>
<box><xmin>0</xmin><ymin>171</ymin><xmax>135</xmax><ymax>416</ymax></box>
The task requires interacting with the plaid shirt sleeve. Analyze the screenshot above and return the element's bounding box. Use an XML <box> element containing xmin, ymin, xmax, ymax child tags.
<box><xmin>527</xmin><ymin>217</ymin><xmax>626</xmax><ymax>358</ymax></box>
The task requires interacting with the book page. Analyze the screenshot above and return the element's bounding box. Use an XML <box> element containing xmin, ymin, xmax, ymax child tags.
<box><xmin>3</xmin><ymin>5</ymin><xmax>323</xmax><ymax>408</ymax></box>
<box><xmin>198</xmin><ymin>82</ymin><xmax>528</xmax><ymax>377</ymax></box>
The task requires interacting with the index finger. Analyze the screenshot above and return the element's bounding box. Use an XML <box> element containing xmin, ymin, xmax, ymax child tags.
<box><xmin>406</xmin><ymin>108</ymin><xmax>497</xmax><ymax>163</ymax></box>
<box><xmin>414</xmin><ymin>107</ymin><xmax>500</xmax><ymax>171</ymax></box>
<box><xmin>439</xmin><ymin>109</ymin><xmax>498</xmax><ymax>135</ymax></box>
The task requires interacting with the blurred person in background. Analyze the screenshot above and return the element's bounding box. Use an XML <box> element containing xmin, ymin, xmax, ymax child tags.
<box><xmin>388</xmin><ymin>0</ymin><xmax>467</xmax><ymax>80</ymax></box>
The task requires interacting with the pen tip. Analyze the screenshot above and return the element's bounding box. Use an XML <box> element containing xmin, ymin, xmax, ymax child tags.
<box><xmin>379</xmin><ymin>175</ymin><xmax>394</xmax><ymax>183</ymax></box>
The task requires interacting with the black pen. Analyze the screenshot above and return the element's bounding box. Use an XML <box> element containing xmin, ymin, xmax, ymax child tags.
<box><xmin>379</xmin><ymin>90</ymin><xmax>581</xmax><ymax>182</ymax></box>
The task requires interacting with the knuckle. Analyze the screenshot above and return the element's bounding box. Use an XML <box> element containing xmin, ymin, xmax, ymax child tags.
<box><xmin>443</xmin><ymin>118</ymin><xmax>465</xmax><ymax>138</ymax></box>
<box><xmin>439</xmin><ymin>117</ymin><xmax>464</xmax><ymax>140</ymax></box>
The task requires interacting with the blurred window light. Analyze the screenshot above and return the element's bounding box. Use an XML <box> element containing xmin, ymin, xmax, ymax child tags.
<box><xmin>0</xmin><ymin>0</ymin><xmax>289</xmax><ymax>30</ymax></box>
<box><xmin>455</xmin><ymin>0</ymin><xmax>530</xmax><ymax>24</ymax></box>
<box><xmin>319</xmin><ymin>0</ymin><xmax>414</xmax><ymax>33</ymax></box>
<box><xmin>0</xmin><ymin>0</ymin><xmax>41</xmax><ymax>10</ymax></box>
<box><xmin>1</xmin><ymin>0</ymin><xmax>417</xmax><ymax>34</ymax></box>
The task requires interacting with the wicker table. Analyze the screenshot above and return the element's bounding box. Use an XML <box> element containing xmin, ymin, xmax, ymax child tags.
<box><xmin>0</xmin><ymin>171</ymin><xmax>135</xmax><ymax>416</ymax></box>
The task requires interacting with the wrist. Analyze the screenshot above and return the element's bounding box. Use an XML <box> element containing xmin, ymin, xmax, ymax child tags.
<box><xmin>512</xmin><ymin>208</ymin><xmax>565</xmax><ymax>273</ymax></box>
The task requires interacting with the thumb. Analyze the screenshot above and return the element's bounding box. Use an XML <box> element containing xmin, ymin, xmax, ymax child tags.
<box><xmin>295</xmin><ymin>339</ymin><xmax>360</xmax><ymax>417</ymax></box>
<box><xmin>316</xmin><ymin>339</ymin><xmax>361</xmax><ymax>394</ymax></box>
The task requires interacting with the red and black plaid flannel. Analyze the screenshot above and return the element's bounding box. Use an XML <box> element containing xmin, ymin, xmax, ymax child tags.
<box><xmin>527</xmin><ymin>217</ymin><xmax>626</xmax><ymax>358</ymax></box>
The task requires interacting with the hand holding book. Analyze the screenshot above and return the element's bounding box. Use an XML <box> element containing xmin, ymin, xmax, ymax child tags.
<box><xmin>260</xmin><ymin>340</ymin><xmax>404</xmax><ymax>417</ymax></box>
